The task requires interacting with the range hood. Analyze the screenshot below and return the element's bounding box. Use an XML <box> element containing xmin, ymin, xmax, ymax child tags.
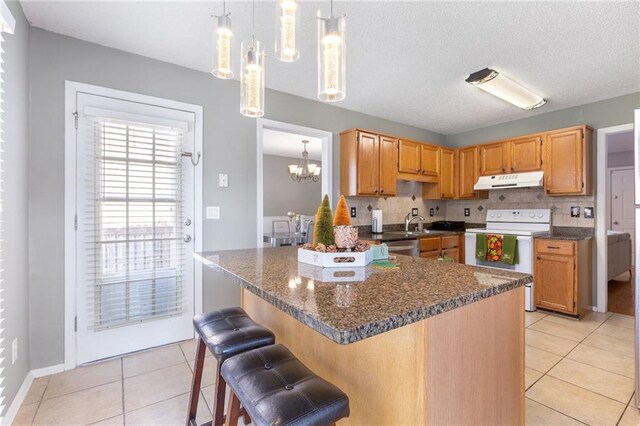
<box><xmin>474</xmin><ymin>171</ymin><xmax>544</xmax><ymax>190</ymax></box>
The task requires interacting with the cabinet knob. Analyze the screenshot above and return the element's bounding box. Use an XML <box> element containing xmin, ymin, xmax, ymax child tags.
<box><xmin>536</xmin><ymin>256</ymin><xmax>541</xmax><ymax>260</ymax></box>
<box><xmin>380</xmin><ymin>190</ymin><xmax>384</xmax><ymax>194</ymax></box>
<box><xmin>441</xmin><ymin>193</ymin><xmax>445</xmax><ymax>197</ymax></box>
<box><xmin>502</xmin><ymin>168</ymin><xmax>505</xmax><ymax>172</ymax></box>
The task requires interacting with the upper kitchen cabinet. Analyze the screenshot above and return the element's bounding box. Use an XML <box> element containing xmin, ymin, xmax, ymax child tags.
<box><xmin>510</xmin><ymin>135</ymin><xmax>543</xmax><ymax>173</ymax></box>
<box><xmin>423</xmin><ymin>147</ymin><xmax>455</xmax><ymax>200</ymax></box>
<box><xmin>543</xmin><ymin>125</ymin><xmax>593</xmax><ymax>196</ymax></box>
<box><xmin>340</xmin><ymin>129</ymin><xmax>397</xmax><ymax>197</ymax></box>
<box><xmin>457</xmin><ymin>146</ymin><xmax>488</xmax><ymax>199</ymax></box>
<box><xmin>398</xmin><ymin>140</ymin><xmax>421</xmax><ymax>174</ymax></box>
<box><xmin>379</xmin><ymin>135</ymin><xmax>399</xmax><ymax>196</ymax></box>
<box><xmin>398</xmin><ymin>139</ymin><xmax>440</xmax><ymax>182</ymax></box>
<box><xmin>479</xmin><ymin>142</ymin><xmax>510</xmax><ymax>176</ymax></box>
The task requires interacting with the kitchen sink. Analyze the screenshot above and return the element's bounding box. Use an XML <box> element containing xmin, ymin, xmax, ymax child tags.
<box><xmin>386</xmin><ymin>230</ymin><xmax>449</xmax><ymax>237</ymax></box>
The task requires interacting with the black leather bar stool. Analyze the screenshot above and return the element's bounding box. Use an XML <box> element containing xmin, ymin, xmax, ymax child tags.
<box><xmin>221</xmin><ymin>344</ymin><xmax>350</xmax><ymax>426</ymax></box>
<box><xmin>186</xmin><ymin>307</ymin><xmax>275</xmax><ymax>426</ymax></box>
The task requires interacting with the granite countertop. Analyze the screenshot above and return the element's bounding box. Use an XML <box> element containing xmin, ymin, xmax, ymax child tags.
<box><xmin>534</xmin><ymin>227</ymin><xmax>595</xmax><ymax>241</ymax></box>
<box><xmin>195</xmin><ymin>247</ymin><xmax>531</xmax><ymax>345</ymax></box>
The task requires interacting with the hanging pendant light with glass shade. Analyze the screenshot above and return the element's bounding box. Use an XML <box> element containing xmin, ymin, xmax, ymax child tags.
<box><xmin>275</xmin><ymin>0</ymin><xmax>300</xmax><ymax>62</ymax></box>
<box><xmin>211</xmin><ymin>0</ymin><xmax>233</xmax><ymax>79</ymax></box>
<box><xmin>241</xmin><ymin>0</ymin><xmax>266</xmax><ymax>117</ymax></box>
<box><xmin>317</xmin><ymin>0</ymin><xmax>345</xmax><ymax>102</ymax></box>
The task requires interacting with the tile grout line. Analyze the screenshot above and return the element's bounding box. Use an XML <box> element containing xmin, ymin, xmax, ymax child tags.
<box><xmin>527</xmin><ymin>312</ymin><xmax>631</xmax><ymax>421</ymax></box>
<box><xmin>526</xmin><ymin>397</ymin><xmax>590</xmax><ymax>425</ymax></box>
<box><xmin>615</xmin><ymin>392</ymin><xmax>636</xmax><ymax>425</ymax></box>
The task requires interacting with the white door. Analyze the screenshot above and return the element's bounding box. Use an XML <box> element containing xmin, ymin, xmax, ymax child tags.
<box><xmin>611</xmin><ymin>168</ymin><xmax>636</xmax><ymax>263</ymax></box>
<box><xmin>75</xmin><ymin>92</ymin><xmax>196</xmax><ymax>364</ymax></box>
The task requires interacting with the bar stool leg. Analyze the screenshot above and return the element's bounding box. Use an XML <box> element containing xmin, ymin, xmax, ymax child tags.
<box><xmin>213</xmin><ymin>364</ymin><xmax>227</xmax><ymax>426</ymax></box>
<box><xmin>224</xmin><ymin>392</ymin><xmax>241</xmax><ymax>426</ymax></box>
<box><xmin>241</xmin><ymin>407</ymin><xmax>252</xmax><ymax>425</ymax></box>
<box><xmin>186</xmin><ymin>338</ymin><xmax>207</xmax><ymax>426</ymax></box>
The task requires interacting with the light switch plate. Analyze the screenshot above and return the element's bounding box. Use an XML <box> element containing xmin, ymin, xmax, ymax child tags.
<box><xmin>412</xmin><ymin>208</ymin><xmax>418</xmax><ymax>216</ymax></box>
<box><xmin>218</xmin><ymin>174</ymin><xmax>229</xmax><ymax>187</ymax></box>
<box><xmin>570</xmin><ymin>206</ymin><xmax>580</xmax><ymax>218</ymax></box>
<box><xmin>350</xmin><ymin>207</ymin><xmax>356</xmax><ymax>218</ymax></box>
<box><xmin>206</xmin><ymin>206</ymin><xmax>220</xmax><ymax>219</ymax></box>
<box><xmin>464</xmin><ymin>208</ymin><xmax>470</xmax><ymax>217</ymax></box>
<box><xmin>12</xmin><ymin>338</ymin><xmax>17</xmax><ymax>365</ymax></box>
<box><xmin>429</xmin><ymin>208</ymin><xmax>434</xmax><ymax>217</ymax></box>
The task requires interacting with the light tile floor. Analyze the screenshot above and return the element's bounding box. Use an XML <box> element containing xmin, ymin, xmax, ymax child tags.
<box><xmin>11</xmin><ymin>311</ymin><xmax>640</xmax><ymax>425</ymax></box>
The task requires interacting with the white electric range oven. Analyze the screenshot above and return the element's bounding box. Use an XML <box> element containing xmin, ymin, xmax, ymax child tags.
<box><xmin>465</xmin><ymin>209</ymin><xmax>551</xmax><ymax>311</ymax></box>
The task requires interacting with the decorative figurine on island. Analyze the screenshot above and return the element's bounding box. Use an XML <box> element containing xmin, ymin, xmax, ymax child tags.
<box><xmin>302</xmin><ymin>195</ymin><xmax>370</xmax><ymax>253</ymax></box>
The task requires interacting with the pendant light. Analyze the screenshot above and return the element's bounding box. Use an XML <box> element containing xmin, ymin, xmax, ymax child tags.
<box><xmin>211</xmin><ymin>0</ymin><xmax>233</xmax><ymax>79</ymax></box>
<box><xmin>317</xmin><ymin>0</ymin><xmax>346</xmax><ymax>102</ymax></box>
<box><xmin>240</xmin><ymin>0</ymin><xmax>266</xmax><ymax>117</ymax></box>
<box><xmin>275</xmin><ymin>0</ymin><xmax>300</xmax><ymax>62</ymax></box>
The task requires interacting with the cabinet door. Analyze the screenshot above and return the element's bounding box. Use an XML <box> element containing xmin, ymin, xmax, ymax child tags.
<box><xmin>534</xmin><ymin>252</ymin><xmax>576</xmax><ymax>314</ymax></box>
<box><xmin>440</xmin><ymin>148</ymin><xmax>456</xmax><ymax>198</ymax></box>
<box><xmin>479</xmin><ymin>142</ymin><xmax>509</xmax><ymax>176</ymax></box>
<box><xmin>544</xmin><ymin>129</ymin><xmax>584</xmax><ymax>195</ymax></box>
<box><xmin>356</xmin><ymin>131</ymin><xmax>379</xmax><ymax>195</ymax></box>
<box><xmin>420</xmin><ymin>144</ymin><xmax>440</xmax><ymax>176</ymax></box>
<box><xmin>420</xmin><ymin>251</ymin><xmax>441</xmax><ymax>260</ymax></box>
<box><xmin>398</xmin><ymin>140</ymin><xmax>421</xmax><ymax>174</ymax></box>
<box><xmin>442</xmin><ymin>248</ymin><xmax>459</xmax><ymax>263</ymax></box>
<box><xmin>379</xmin><ymin>136</ymin><xmax>398</xmax><ymax>196</ymax></box>
<box><xmin>510</xmin><ymin>136</ymin><xmax>542</xmax><ymax>173</ymax></box>
<box><xmin>458</xmin><ymin>146</ymin><xmax>478</xmax><ymax>198</ymax></box>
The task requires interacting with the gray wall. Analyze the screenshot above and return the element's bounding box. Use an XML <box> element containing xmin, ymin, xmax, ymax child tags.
<box><xmin>445</xmin><ymin>92</ymin><xmax>640</xmax><ymax>147</ymax></box>
<box><xmin>3</xmin><ymin>0</ymin><xmax>30</xmax><ymax>415</ymax></box>
<box><xmin>263</xmin><ymin>155</ymin><xmax>322</xmax><ymax>217</ymax></box>
<box><xmin>27</xmin><ymin>27</ymin><xmax>443</xmax><ymax>368</ymax></box>
<box><xmin>608</xmin><ymin>151</ymin><xmax>634</xmax><ymax>168</ymax></box>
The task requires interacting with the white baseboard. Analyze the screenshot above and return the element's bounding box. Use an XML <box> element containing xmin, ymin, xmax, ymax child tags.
<box><xmin>2</xmin><ymin>371</ymin><xmax>34</xmax><ymax>426</ymax></box>
<box><xmin>2</xmin><ymin>363</ymin><xmax>65</xmax><ymax>425</ymax></box>
<box><xmin>31</xmin><ymin>363</ymin><xmax>65</xmax><ymax>378</ymax></box>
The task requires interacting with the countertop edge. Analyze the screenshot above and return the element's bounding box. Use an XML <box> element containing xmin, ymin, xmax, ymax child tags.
<box><xmin>195</xmin><ymin>253</ymin><xmax>531</xmax><ymax>345</ymax></box>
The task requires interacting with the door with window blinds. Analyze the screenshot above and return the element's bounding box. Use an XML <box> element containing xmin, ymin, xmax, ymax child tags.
<box><xmin>75</xmin><ymin>93</ymin><xmax>195</xmax><ymax>364</ymax></box>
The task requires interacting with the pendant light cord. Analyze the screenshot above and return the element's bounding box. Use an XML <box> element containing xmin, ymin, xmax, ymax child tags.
<box><xmin>330</xmin><ymin>0</ymin><xmax>333</xmax><ymax>17</ymax></box>
<box><xmin>223</xmin><ymin>0</ymin><xmax>226</xmax><ymax>16</ymax></box>
<box><xmin>252</xmin><ymin>0</ymin><xmax>255</xmax><ymax>42</ymax></box>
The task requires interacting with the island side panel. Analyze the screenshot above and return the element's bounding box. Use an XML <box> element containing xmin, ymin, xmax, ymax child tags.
<box><xmin>425</xmin><ymin>286</ymin><xmax>525</xmax><ymax>425</ymax></box>
<box><xmin>242</xmin><ymin>289</ymin><xmax>428</xmax><ymax>425</ymax></box>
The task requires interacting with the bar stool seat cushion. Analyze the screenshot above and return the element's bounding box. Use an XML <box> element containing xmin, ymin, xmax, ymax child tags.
<box><xmin>221</xmin><ymin>344</ymin><xmax>350</xmax><ymax>426</ymax></box>
<box><xmin>193</xmin><ymin>307</ymin><xmax>275</xmax><ymax>363</ymax></box>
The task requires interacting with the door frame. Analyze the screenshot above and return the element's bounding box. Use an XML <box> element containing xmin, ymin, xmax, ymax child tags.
<box><xmin>595</xmin><ymin>123</ymin><xmax>634</xmax><ymax>313</ymax></box>
<box><xmin>255</xmin><ymin>118</ymin><xmax>333</xmax><ymax>248</ymax></box>
<box><xmin>64</xmin><ymin>81</ymin><xmax>203</xmax><ymax>369</ymax></box>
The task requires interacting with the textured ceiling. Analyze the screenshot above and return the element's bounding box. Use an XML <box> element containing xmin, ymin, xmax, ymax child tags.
<box><xmin>263</xmin><ymin>128</ymin><xmax>322</xmax><ymax>160</ymax></box>
<box><xmin>20</xmin><ymin>0</ymin><xmax>640</xmax><ymax>134</ymax></box>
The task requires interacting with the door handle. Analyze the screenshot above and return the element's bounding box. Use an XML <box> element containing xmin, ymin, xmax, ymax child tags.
<box><xmin>613</xmin><ymin>221</ymin><xmax>619</xmax><ymax>225</ymax></box>
<box><xmin>183</xmin><ymin>235</ymin><xmax>192</xmax><ymax>243</ymax></box>
<box><xmin>184</xmin><ymin>218</ymin><xmax>192</xmax><ymax>226</ymax></box>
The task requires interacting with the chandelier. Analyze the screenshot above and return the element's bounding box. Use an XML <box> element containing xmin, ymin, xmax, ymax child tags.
<box><xmin>288</xmin><ymin>140</ymin><xmax>321</xmax><ymax>182</ymax></box>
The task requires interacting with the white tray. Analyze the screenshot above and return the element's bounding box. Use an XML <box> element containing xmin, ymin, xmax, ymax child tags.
<box><xmin>297</xmin><ymin>262</ymin><xmax>372</xmax><ymax>283</ymax></box>
<box><xmin>297</xmin><ymin>247</ymin><xmax>373</xmax><ymax>268</ymax></box>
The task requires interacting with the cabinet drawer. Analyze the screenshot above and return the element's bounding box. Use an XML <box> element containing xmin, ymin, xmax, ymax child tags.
<box><xmin>441</xmin><ymin>235</ymin><xmax>460</xmax><ymax>249</ymax></box>
<box><xmin>536</xmin><ymin>240</ymin><xmax>575</xmax><ymax>256</ymax></box>
<box><xmin>420</xmin><ymin>237</ymin><xmax>441</xmax><ymax>252</ymax></box>
<box><xmin>420</xmin><ymin>251</ymin><xmax>441</xmax><ymax>260</ymax></box>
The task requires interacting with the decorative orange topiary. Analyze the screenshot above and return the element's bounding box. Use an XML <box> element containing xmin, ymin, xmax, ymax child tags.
<box><xmin>333</xmin><ymin>195</ymin><xmax>352</xmax><ymax>226</ymax></box>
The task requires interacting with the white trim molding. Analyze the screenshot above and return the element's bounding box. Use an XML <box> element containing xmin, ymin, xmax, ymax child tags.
<box><xmin>2</xmin><ymin>372</ymin><xmax>33</xmax><ymax>426</ymax></box>
<box><xmin>256</xmin><ymin>119</ymin><xmax>333</xmax><ymax>248</ymax></box>
<box><xmin>595</xmin><ymin>123</ymin><xmax>634</xmax><ymax>312</ymax></box>
<box><xmin>64</xmin><ymin>81</ymin><xmax>204</xmax><ymax>369</ymax></box>
<box><xmin>0</xmin><ymin>1</ymin><xmax>15</xmax><ymax>35</ymax></box>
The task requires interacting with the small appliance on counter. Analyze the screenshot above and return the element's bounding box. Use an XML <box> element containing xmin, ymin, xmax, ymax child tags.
<box><xmin>371</xmin><ymin>209</ymin><xmax>383</xmax><ymax>234</ymax></box>
<box><xmin>429</xmin><ymin>221</ymin><xmax>466</xmax><ymax>232</ymax></box>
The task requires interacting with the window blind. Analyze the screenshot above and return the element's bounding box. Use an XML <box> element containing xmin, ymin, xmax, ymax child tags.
<box><xmin>84</xmin><ymin>117</ymin><xmax>186</xmax><ymax>330</ymax></box>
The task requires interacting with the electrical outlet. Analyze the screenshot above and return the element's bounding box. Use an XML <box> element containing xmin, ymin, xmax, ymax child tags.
<box><xmin>464</xmin><ymin>208</ymin><xmax>470</xmax><ymax>217</ymax></box>
<box><xmin>206</xmin><ymin>206</ymin><xmax>220</xmax><ymax>219</ymax></box>
<box><xmin>584</xmin><ymin>207</ymin><xmax>594</xmax><ymax>219</ymax></box>
<box><xmin>218</xmin><ymin>173</ymin><xmax>229</xmax><ymax>187</ymax></box>
<box><xmin>412</xmin><ymin>208</ymin><xmax>418</xmax><ymax>216</ymax></box>
<box><xmin>429</xmin><ymin>208</ymin><xmax>434</xmax><ymax>217</ymax></box>
<box><xmin>350</xmin><ymin>207</ymin><xmax>356</xmax><ymax>218</ymax></box>
<box><xmin>12</xmin><ymin>338</ymin><xmax>17</xmax><ymax>365</ymax></box>
<box><xmin>570</xmin><ymin>206</ymin><xmax>580</xmax><ymax>218</ymax></box>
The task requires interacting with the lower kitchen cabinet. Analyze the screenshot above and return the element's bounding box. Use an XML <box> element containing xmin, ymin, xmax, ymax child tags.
<box><xmin>419</xmin><ymin>234</ymin><xmax>464</xmax><ymax>263</ymax></box>
<box><xmin>533</xmin><ymin>238</ymin><xmax>592</xmax><ymax>317</ymax></box>
<box><xmin>419</xmin><ymin>237</ymin><xmax>441</xmax><ymax>259</ymax></box>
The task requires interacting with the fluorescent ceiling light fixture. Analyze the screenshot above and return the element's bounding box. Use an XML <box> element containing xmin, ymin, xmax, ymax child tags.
<box><xmin>465</xmin><ymin>68</ymin><xmax>546</xmax><ymax>110</ymax></box>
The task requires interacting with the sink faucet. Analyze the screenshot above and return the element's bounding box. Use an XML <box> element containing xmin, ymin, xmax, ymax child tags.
<box><xmin>404</xmin><ymin>213</ymin><xmax>425</xmax><ymax>232</ymax></box>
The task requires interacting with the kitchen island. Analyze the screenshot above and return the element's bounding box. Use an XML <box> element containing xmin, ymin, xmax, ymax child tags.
<box><xmin>195</xmin><ymin>247</ymin><xmax>531</xmax><ymax>425</ymax></box>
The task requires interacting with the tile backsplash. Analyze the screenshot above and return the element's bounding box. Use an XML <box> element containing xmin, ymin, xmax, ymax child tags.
<box><xmin>445</xmin><ymin>189</ymin><xmax>595</xmax><ymax>227</ymax></box>
<box><xmin>345</xmin><ymin>185</ymin><xmax>594</xmax><ymax>228</ymax></box>
<box><xmin>346</xmin><ymin>181</ymin><xmax>447</xmax><ymax>227</ymax></box>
